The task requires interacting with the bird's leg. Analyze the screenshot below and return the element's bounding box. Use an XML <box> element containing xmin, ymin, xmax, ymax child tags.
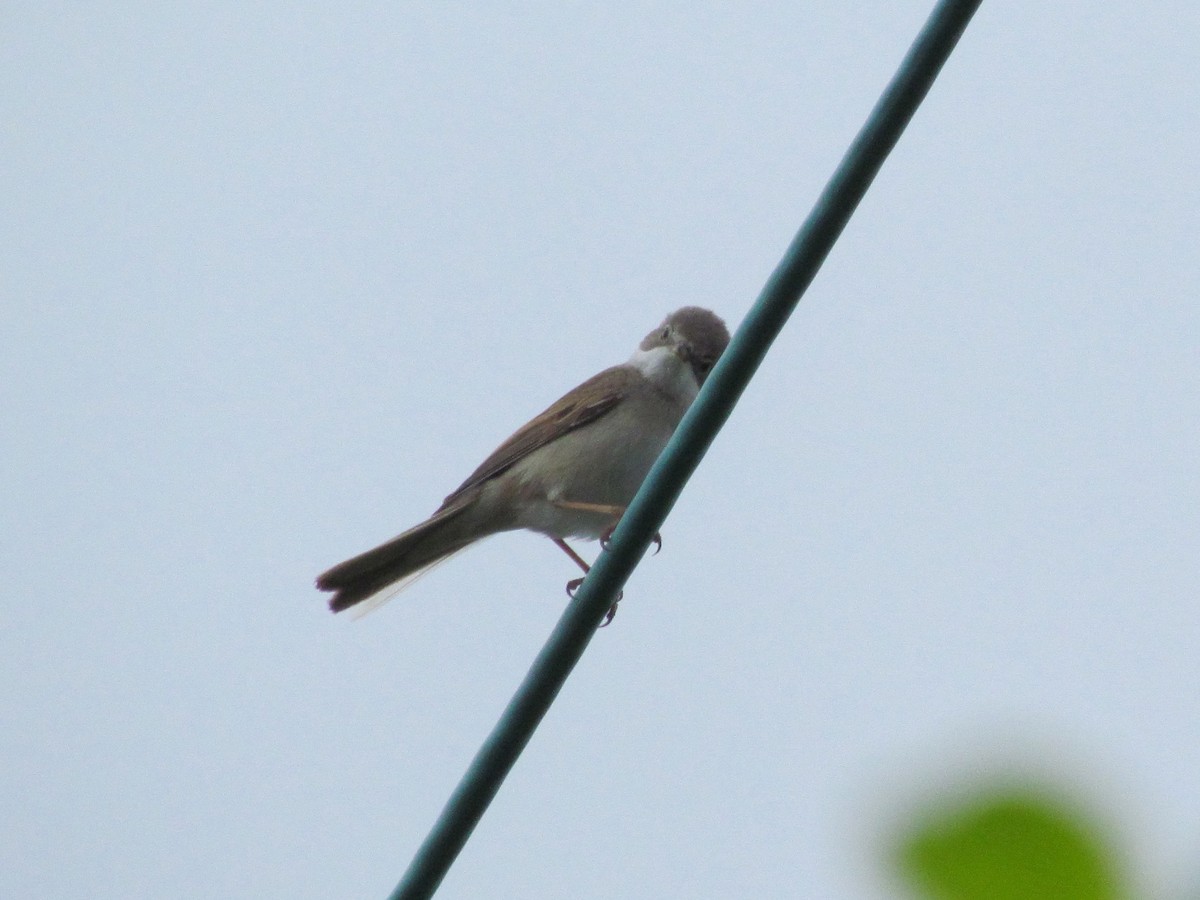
<box><xmin>552</xmin><ymin>540</ymin><xmax>590</xmax><ymax>580</ymax></box>
<box><xmin>552</xmin><ymin>500</ymin><xmax>626</xmax><ymax>522</ymax></box>
<box><xmin>552</xmin><ymin>537</ymin><xmax>603</xmax><ymax>602</ymax></box>
<box><xmin>551</xmin><ymin>537</ymin><xmax>621</xmax><ymax>627</ymax></box>
<box><xmin>552</xmin><ymin>499</ymin><xmax>662</xmax><ymax>554</ymax></box>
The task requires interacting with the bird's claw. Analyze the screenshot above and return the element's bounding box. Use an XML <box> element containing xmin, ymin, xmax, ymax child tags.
<box><xmin>599</xmin><ymin>530</ymin><xmax>663</xmax><ymax>554</ymax></box>
<box><xmin>565</xmin><ymin>578</ymin><xmax>623</xmax><ymax>628</ymax></box>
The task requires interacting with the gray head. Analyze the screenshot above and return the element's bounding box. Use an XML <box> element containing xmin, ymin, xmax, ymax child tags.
<box><xmin>639</xmin><ymin>307</ymin><xmax>730</xmax><ymax>387</ymax></box>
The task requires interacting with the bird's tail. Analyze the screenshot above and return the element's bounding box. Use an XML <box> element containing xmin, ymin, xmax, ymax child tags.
<box><xmin>316</xmin><ymin>504</ymin><xmax>480</xmax><ymax>613</ymax></box>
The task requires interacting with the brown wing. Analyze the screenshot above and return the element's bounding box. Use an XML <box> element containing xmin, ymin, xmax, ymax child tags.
<box><xmin>437</xmin><ymin>364</ymin><xmax>638</xmax><ymax>509</ymax></box>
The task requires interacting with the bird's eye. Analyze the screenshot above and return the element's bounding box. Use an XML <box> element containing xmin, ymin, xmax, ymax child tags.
<box><xmin>660</xmin><ymin>326</ymin><xmax>671</xmax><ymax>341</ymax></box>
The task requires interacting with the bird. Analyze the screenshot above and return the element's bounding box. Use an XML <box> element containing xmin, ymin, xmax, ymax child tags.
<box><xmin>316</xmin><ymin>306</ymin><xmax>729</xmax><ymax>618</ymax></box>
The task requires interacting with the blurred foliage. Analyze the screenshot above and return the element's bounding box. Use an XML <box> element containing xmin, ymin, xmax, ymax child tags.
<box><xmin>893</xmin><ymin>787</ymin><xmax>1131</xmax><ymax>900</ymax></box>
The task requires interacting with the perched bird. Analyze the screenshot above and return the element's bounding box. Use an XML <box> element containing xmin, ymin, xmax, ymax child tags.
<box><xmin>316</xmin><ymin>307</ymin><xmax>729</xmax><ymax>617</ymax></box>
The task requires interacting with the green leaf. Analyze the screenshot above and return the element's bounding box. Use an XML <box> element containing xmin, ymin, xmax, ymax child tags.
<box><xmin>894</xmin><ymin>788</ymin><xmax>1129</xmax><ymax>900</ymax></box>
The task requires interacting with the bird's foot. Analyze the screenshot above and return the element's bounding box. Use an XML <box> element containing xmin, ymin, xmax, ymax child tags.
<box><xmin>565</xmin><ymin>578</ymin><xmax>623</xmax><ymax>628</ymax></box>
<box><xmin>599</xmin><ymin>528</ymin><xmax>662</xmax><ymax>554</ymax></box>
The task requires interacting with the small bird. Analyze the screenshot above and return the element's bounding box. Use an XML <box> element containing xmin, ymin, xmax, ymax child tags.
<box><xmin>316</xmin><ymin>307</ymin><xmax>729</xmax><ymax>617</ymax></box>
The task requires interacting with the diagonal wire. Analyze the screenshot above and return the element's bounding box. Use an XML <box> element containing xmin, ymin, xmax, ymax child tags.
<box><xmin>387</xmin><ymin>1</ymin><xmax>983</xmax><ymax>896</ymax></box>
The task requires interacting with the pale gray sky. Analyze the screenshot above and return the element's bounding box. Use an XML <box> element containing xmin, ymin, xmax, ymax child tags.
<box><xmin>4</xmin><ymin>3</ymin><xmax>1198</xmax><ymax>898</ymax></box>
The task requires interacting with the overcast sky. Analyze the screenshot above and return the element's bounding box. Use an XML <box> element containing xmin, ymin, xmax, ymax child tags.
<box><xmin>4</xmin><ymin>3</ymin><xmax>1198</xmax><ymax>898</ymax></box>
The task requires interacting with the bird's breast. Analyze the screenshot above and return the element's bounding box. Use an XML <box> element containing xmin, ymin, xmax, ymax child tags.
<box><xmin>505</xmin><ymin>386</ymin><xmax>686</xmax><ymax>540</ymax></box>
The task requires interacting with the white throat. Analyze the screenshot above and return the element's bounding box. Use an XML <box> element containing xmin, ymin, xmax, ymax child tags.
<box><xmin>628</xmin><ymin>344</ymin><xmax>699</xmax><ymax>403</ymax></box>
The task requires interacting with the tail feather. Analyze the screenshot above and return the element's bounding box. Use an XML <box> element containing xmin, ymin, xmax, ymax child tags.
<box><xmin>317</xmin><ymin>505</ymin><xmax>478</xmax><ymax>613</ymax></box>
